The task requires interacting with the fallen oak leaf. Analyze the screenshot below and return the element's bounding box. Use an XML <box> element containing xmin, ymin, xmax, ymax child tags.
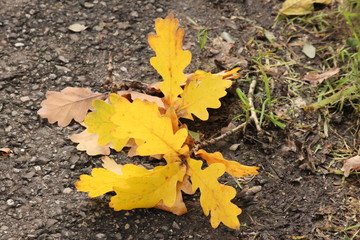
<box><xmin>110</xmin><ymin>97</ymin><xmax>188</xmax><ymax>158</ymax></box>
<box><xmin>101</xmin><ymin>156</ymin><xmax>123</xmax><ymax>175</ymax></box>
<box><xmin>85</xmin><ymin>94</ymin><xmax>130</xmax><ymax>151</ymax></box>
<box><xmin>117</xmin><ymin>90</ymin><xmax>165</xmax><ymax>109</ymax></box>
<box><xmin>279</xmin><ymin>0</ymin><xmax>332</xmax><ymax>16</ymax></box>
<box><xmin>70</xmin><ymin>129</ymin><xmax>112</xmax><ymax>156</ymax></box>
<box><xmin>178</xmin><ymin>71</ymin><xmax>232</xmax><ymax>120</ymax></box>
<box><xmin>38</xmin><ymin>87</ymin><xmax>106</xmax><ymax>127</ymax></box>
<box><xmin>187</xmin><ymin>158</ymin><xmax>241</xmax><ymax>229</ymax></box>
<box><xmin>341</xmin><ymin>155</ymin><xmax>360</xmax><ymax>177</ymax></box>
<box><xmin>155</xmin><ymin>183</ymin><xmax>188</xmax><ymax>216</ymax></box>
<box><xmin>148</xmin><ymin>13</ymin><xmax>192</xmax><ymax>106</ymax></box>
<box><xmin>302</xmin><ymin>67</ymin><xmax>340</xmax><ymax>85</ymax></box>
<box><xmin>196</xmin><ymin>149</ymin><xmax>259</xmax><ymax>178</ymax></box>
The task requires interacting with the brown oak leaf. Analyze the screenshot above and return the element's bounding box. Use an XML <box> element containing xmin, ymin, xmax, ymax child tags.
<box><xmin>38</xmin><ymin>87</ymin><xmax>106</xmax><ymax>127</ymax></box>
<box><xmin>70</xmin><ymin>129</ymin><xmax>111</xmax><ymax>156</ymax></box>
<box><xmin>341</xmin><ymin>155</ymin><xmax>360</xmax><ymax>177</ymax></box>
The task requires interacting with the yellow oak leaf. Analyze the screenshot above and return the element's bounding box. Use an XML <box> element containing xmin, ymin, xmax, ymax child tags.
<box><xmin>196</xmin><ymin>149</ymin><xmax>259</xmax><ymax>178</ymax></box>
<box><xmin>155</xmin><ymin>186</ymin><xmax>188</xmax><ymax>216</ymax></box>
<box><xmin>148</xmin><ymin>13</ymin><xmax>192</xmax><ymax>106</ymax></box>
<box><xmin>178</xmin><ymin>71</ymin><xmax>232</xmax><ymax>120</ymax></box>
<box><xmin>111</xmin><ymin>97</ymin><xmax>188</xmax><ymax>158</ymax></box>
<box><xmin>84</xmin><ymin>94</ymin><xmax>129</xmax><ymax>151</ymax></box>
<box><xmin>110</xmin><ymin>162</ymin><xmax>186</xmax><ymax>210</ymax></box>
<box><xmin>187</xmin><ymin>158</ymin><xmax>241</xmax><ymax>229</ymax></box>
<box><xmin>75</xmin><ymin>167</ymin><xmax>124</xmax><ymax>198</ymax></box>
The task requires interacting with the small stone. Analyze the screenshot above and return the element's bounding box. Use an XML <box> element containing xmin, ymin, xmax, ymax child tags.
<box><xmin>20</xmin><ymin>96</ymin><xmax>30</xmax><ymax>102</ymax></box>
<box><xmin>156</xmin><ymin>8</ymin><xmax>163</xmax><ymax>12</ymax></box>
<box><xmin>37</xmin><ymin>156</ymin><xmax>50</xmax><ymax>165</ymax></box>
<box><xmin>69</xmin><ymin>155</ymin><xmax>79</xmax><ymax>164</ymax></box>
<box><xmin>93</xmin><ymin>25</ymin><xmax>104</xmax><ymax>31</ymax></box>
<box><xmin>15</xmin><ymin>42</ymin><xmax>25</xmax><ymax>47</ymax></box>
<box><xmin>83</xmin><ymin>2</ymin><xmax>95</xmax><ymax>8</ymax></box>
<box><xmin>11</xmin><ymin>110</ymin><xmax>17</xmax><ymax>117</ymax></box>
<box><xmin>58</xmin><ymin>55</ymin><xmax>69</xmax><ymax>63</ymax></box>
<box><xmin>7</xmin><ymin>199</ymin><xmax>15</xmax><ymax>206</ymax></box>
<box><xmin>124</xmin><ymin>223</ymin><xmax>130</xmax><ymax>230</ymax></box>
<box><xmin>114</xmin><ymin>233</ymin><xmax>122</xmax><ymax>240</ymax></box>
<box><xmin>96</xmin><ymin>233</ymin><xmax>106</xmax><ymax>239</ymax></box>
<box><xmin>49</xmin><ymin>74</ymin><xmax>57</xmax><ymax>80</ymax></box>
<box><xmin>46</xmin><ymin>219</ymin><xmax>58</xmax><ymax>227</ymax></box>
<box><xmin>55</xmin><ymin>65</ymin><xmax>71</xmax><ymax>72</ymax></box>
<box><xmin>172</xmin><ymin>221</ymin><xmax>180</xmax><ymax>230</ymax></box>
<box><xmin>31</xmin><ymin>84</ymin><xmax>40</xmax><ymax>90</ymax></box>
<box><xmin>155</xmin><ymin>233</ymin><xmax>164</xmax><ymax>238</ymax></box>
<box><xmin>63</xmin><ymin>187</ymin><xmax>72</xmax><ymax>194</ymax></box>
<box><xmin>130</xmin><ymin>11</ymin><xmax>138</xmax><ymax>18</ymax></box>
<box><xmin>5</xmin><ymin>125</ymin><xmax>12</xmax><ymax>132</ymax></box>
<box><xmin>1</xmin><ymin>226</ymin><xmax>9</xmax><ymax>231</ymax></box>
<box><xmin>23</xmin><ymin>171</ymin><xmax>35</xmax><ymax>179</ymax></box>
<box><xmin>229</xmin><ymin>144</ymin><xmax>240</xmax><ymax>151</ymax></box>
<box><xmin>120</xmin><ymin>66</ymin><xmax>127</xmax><ymax>72</ymax></box>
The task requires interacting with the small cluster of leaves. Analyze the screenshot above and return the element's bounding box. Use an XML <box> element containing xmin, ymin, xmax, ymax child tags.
<box><xmin>38</xmin><ymin>14</ymin><xmax>259</xmax><ymax>229</ymax></box>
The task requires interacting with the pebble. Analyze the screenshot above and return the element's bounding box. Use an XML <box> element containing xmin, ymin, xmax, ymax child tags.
<box><xmin>11</xmin><ymin>110</ymin><xmax>17</xmax><ymax>117</ymax></box>
<box><xmin>58</xmin><ymin>55</ymin><xmax>69</xmax><ymax>63</ymax></box>
<box><xmin>172</xmin><ymin>221</ymin><xmax>180</xmax><ymax>230</ymax></box>
<box><xmin>55</xmin><ymin>65</ymin><xmax>71</xmax><ymax>72</ymax></box>
<box><xmin>49</xmin><ymin>74</ymin><xmax>57</xmax><ymax>80</ymax></box>
<box><xmin>93</xmin><ymin>25</ymin><xmax>104</xmax><ymax>31</ymax></box>
<box><xmin>83</xmin><ymin>2</ymin><xmax>95</xmax><ymax>8</ymax></box>
<box><xmin>96</xmin><ymin>233</ymin><xmax>106</xmax><ymax>239</ymax></box>
<box><xmin>46</xmin><ymin>219</ymin><xmax>58</xmax><ymax>227</ymax></box>
<box><xmin>7</xmin><ymin>199</ymin><xmax>15</xmax><ymax>206</ymax></box>
<box><xmin>130</xmin><ymin>11</ymin><xmax>138</xmax><ymax>18</ymax></box>
<box><xmin>124</xmin><ymin>223</ymin><xmax>130</xmax><ymax>230</ymax></box>
<box><xmin>23</xmin><ymin>171</ymin><xmax>35</xmax><ymax>179</ymax></box>
<box><xmin>1</xmin><ymin>226</ymin><xmax>9</xmax><ymax>231</ymax></box>
<box><xmin>20</xmin><ymin>96</ymin><xmax>30</xmax><ymax>102</ymax></box>
<box><xmin>15</xmin><ymin>42</ymin><xmax>25</xmax><ymax>47</ymax></box>
<box><xmin>31</xmin><ymin>84</ymin><xmax>40</xmax><ymax>90</ymax></box>
<box><xmin>156</xmin><ymin>8</ymin><xmax>163</xmax><ymax>13</ymax></box>
<box><xmin>120</xmin><ymin>66</ymin><xmax>127</xmax><ymax>72</ymax></box>
<box><xmin>63</xmin><ymin>187</ymin><xmax>72</xmax><ymax>194</ymax></box>
<box><xmin>229</xmin><ymin>143</ymin><xmax>240</xmax><ymax>151</ymax></box>
<box><xmin>155</xmin><ymin>233</ymin><xmax>164</xmax><ymax>238</ymax></box>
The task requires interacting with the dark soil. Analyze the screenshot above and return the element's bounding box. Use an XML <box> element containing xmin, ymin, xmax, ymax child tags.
<box><xmin>1</xmin><ymin>0</ymin><xmax>359</xmax><ymax>239</ymax></box>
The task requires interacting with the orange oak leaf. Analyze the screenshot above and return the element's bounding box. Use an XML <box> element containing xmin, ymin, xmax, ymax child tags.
<box><xmin>196</xmin><ymin>149</ymin><xmax>259</xmax><ymax>178</ymax></box>
<box><xmin>38</xmin><ymin>87</ymin><xmax>106</xmax><ymax>127</ymax></box>
<box><xmin>148</xmin><ymin>13</ymin><xmax>192</xmax><ymax>106</ymax></box>
<box><xmin>187</xmin><ymin>158</ymin><xmax>241</xmax><ymax>229</ymax></box>
<box><xmin>178</xmin><ymin>71</ymin><xmax>232</xmax><ymax>120</ymax></box>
